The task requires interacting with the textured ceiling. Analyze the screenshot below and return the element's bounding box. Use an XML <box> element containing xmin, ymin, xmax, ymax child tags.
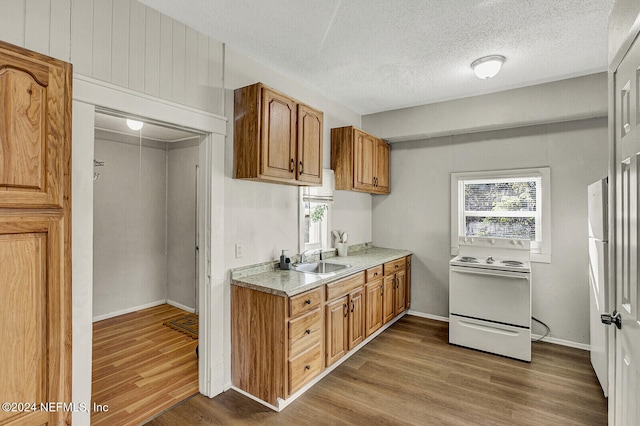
<box><xmin>140</xmin><ymin>0</ymin><xmax>613</xmax><ymax>115</ymax></box>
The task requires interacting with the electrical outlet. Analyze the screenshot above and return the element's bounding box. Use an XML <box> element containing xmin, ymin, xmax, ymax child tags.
<box><xmin>235</xmin><ymin>243</ymin><xmax>244</xmax><ymax>258</ymax></box>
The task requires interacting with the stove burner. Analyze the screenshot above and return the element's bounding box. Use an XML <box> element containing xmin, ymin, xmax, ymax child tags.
<box><xmin>459</xmin><ymin>256</ymin><xmax>478</xmax><ymax>263</ymax></box>
<box><xmin>501</xmin><ymin>260</ymin><xmax>524</xmax><ymax>267</ymax></box>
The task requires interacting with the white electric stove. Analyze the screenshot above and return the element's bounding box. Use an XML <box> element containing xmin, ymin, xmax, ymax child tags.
<box><xmin>449</xmin><ymin>236</ymin><xmax>532</xmax><ymax>361</ymax></box>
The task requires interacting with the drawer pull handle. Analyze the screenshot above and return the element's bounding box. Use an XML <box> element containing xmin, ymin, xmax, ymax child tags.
<box><xmin>351</xmin><ymin>300</ymin><xmax>354</xmax><ymax>313</ymax></box>
<box><xmin>305</xmin><ymin>365</ymin><xmax>311</xmax><ymax>371</ymax></box>
<box><xmin>290</xmin><ymin>158</ymin><xmax>294</xmax><ymax>173</ymax></box>
<box><xmin>305</xmin><ymin>329</ymin><xmax>311</xmax><ymax>335</ymax></box>
<box><xmin>299</xmin><ymin>161</ymin><xmax>303</xmax><ymax>174</ymax></box>
<box><xmin>344</xmin><ymin>303</ymin><xmax>348</xmax><ymax>317</ymax></box>
<box><xmin>305</xmin><ymin>299</ymin><xmax>311</xmax><ymax>305</ymax></box>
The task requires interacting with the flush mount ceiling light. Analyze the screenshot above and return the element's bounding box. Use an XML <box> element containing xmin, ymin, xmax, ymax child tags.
<box><xmin>126</xmin><ymin>119</ymin><xmax>144</xmax><ymax>131</ymax></box>
<box><xmin>471</xmin><ymin>55</ymin><xmax>506</xmax><ymax>79</ymax></box>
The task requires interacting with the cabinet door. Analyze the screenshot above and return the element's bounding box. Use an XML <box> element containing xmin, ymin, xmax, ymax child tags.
<box><xmin>297</xmin><ymin>104</ymin><xmax>323</xmax><ymax>184</ymax></box>
<box><xmin>394</xmin><ymin>270</ymin><xmax>406</xmax><ymax>315</ymax></box>
<box><xmin>260</xmin><ymin>87</ymin><xmax>297</xmax><ymax>180</ymax></box>
<box><xmin>374</xmin><ymin>139</ymin><xmax>390</xmax><ymax>194</ymax></box>
<box><xmin>0</xmin><ymin>42</ymin><xmax>70</xmax><ymax>208</ymax></box>
<box><xmin>325</xmin><ymin>296</ymin><xmax>348</xmax><ymax>366</ymax></box>
<box><xmin>382</xmin><ymin>276</ymin><xmax>395</xmax><ymax>324</ymax></box>
<box><xmin>365</xmin><ymin>280</ymin><xmax>383</xmax><ymax>337</ymax></box>
<box><xmin>348</xmin><ymin>288</ymin><xmax>365</xmax><ymax>349</ymax></box>
<box><xmin>353</xmin><ymin>129</ymin><xmax>376</xmax><ymax>191</ymax></box>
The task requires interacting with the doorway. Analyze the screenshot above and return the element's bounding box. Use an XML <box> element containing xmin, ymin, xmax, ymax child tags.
<box><xmin>91</xmin><ymin>110</ymin><xmax>204</xmax><ymax>424</ymax></box>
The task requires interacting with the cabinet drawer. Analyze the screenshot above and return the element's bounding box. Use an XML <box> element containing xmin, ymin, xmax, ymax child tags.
<box><xmin>289</xmin><ymin>287</ymin><xmax>322</xmax><ymax>318</ymax></box>
<box><xmin>384</xmin><ymin>258</ymin><xmax>406</xmax><ymax>276</ymax></box>
<box><xmin>288</xmin><ymin>344</ymin><xmax>322</xmax><ymax>395</ymax></box>
<box><xmin>326</xmin><ymin>271</ymin><xmax>365</xmax><ymax>301</ymax></box>
<box><xmin>366</xmin><ymin>265</ymin><xmax>383</xmax><ymax>281</ymax></box>
<box><xmin>288</xmin><ymin>308</ymin><xmax>322</xmax><ymax>357</ymax></box>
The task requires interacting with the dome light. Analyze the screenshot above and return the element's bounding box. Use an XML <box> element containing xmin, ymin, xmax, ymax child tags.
<box><xmin>126</xmin><ymin>119</ymin><xmax>144</xmax><ymax>131</ymax></box>
<box><xmin>471</xmin><ymin>55</ymin><xmax>506</xmax><ymax>79</ymax></box>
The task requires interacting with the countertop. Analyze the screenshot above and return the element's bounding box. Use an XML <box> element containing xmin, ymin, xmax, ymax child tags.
<box><xmin>231</xmin><ymin>247</ymin><xmax>412</xmax><ymax>297</ymax></box>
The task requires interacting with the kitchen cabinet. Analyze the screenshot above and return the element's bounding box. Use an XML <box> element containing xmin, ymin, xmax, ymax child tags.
<box><xmin>325</xmin><ymin>272</ymin><xmax>365</xmax><ymax>366</ymax></box>
<box><xmin>231</xmin><ymin>252</ymin><xmax>410</xmax><ymax>408</ymax></box>
<box><xmin>365</xmin><ymin>265</ymin><xmax>384</xmax><ymax>337</ymax></box>
<box><xmin>331</xmin><ymin>126</ymin><xmax>390</xmax><ymax>194</ymax></box>
<box><xmin>234</xmin><ymin>82</ymin><xmax>323</xmax><ymax>186</ymax></box>
<box><xmin>231</xmin><ymin>285</ymin><xmax>323</xmax><ymax>405</ymax></box>
<box><xmin>383</xmin><ymin>257</ymin><xmax>407</xmax><ymax>324</ymax></box>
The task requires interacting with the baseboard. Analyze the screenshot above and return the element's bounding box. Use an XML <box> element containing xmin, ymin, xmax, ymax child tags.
<box><xmin>532</xmin><ymin>334</ymin><xmax>590</xmax><ymax>351</ymax></box>
<box><xmin>166</xmin><ymin>299</ymin><xmax>196</xmax><ymax>313</ymax></box>
<box><xmin>92</xmin><ymin>299</ymin><xmax>166</xmax><ymax>322</ymax></box>
<box><xmin>407</xmin><ymin>310</ymin><xmax>590</xmax><ymax>351</ymax></box>
<box><xmin>407</xmin><ymin>310</ymin><xmax>449</xmax><ymax>322</ymax></box>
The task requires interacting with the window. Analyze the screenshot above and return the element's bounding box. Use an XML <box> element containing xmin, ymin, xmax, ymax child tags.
<box><xmin>451</xmin><ymin>167</ymin><xmax>551</xmax><ymax>262</ymax></box>
<box><xmin>299</xmin><ymin>169</ymin><xmax>334</xmax><ymax>251</ymax></box>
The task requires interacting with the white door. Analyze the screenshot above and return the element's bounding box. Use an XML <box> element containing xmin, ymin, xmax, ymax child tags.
<box><xmin>613</xmin><ymin>32</ymin><xmax>640</xmax><ymax>426</ymax></box>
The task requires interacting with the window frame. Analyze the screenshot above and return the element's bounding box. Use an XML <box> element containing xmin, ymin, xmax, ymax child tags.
<box><xmin>299</xmin><ymin>189</ymin><xmax>331</xmax><ymax>252</ymax></box>
<box><xmin>450</xmin><ymin>167</ymin><xmax>551</xmax><ymax>263</ymax></box>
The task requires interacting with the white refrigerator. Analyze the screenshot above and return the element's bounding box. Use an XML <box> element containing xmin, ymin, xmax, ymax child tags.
<box><xmin>588</xmin><ymin>178</ymin><xmax>608</xmax><ymax>396</ymax></box>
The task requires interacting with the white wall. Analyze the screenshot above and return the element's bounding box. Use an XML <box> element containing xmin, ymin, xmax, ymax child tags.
<box><xmin>372</xmin><ymin>117</ymin><xmax>608</xmax><ymax>345</ymax></box>
<box><xmin>0</xmin><ymin>0</ymin><xmax>224</xmax><ymax>115</ymax></box>
<box><xmin>167</xmin><ymin>141</ymin><xmax>200</xmax><ymax>309</ymax></box>
<box><xmin>93</xmin><ymin>134</ymin><xmax>168</xmax><ymax>319</ymax></box>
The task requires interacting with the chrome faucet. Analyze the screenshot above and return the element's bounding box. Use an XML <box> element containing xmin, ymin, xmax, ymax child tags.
<box><xmin>300</xmin><ymin>248</ymin><xmax>323</xmax><ymax>263</ymax></box>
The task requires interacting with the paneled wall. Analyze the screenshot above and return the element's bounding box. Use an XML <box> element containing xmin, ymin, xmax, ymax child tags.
<box><xmin>0</xmin><ymin>0</ymin><xmax>224</xmax><ymax>115</ymax></box>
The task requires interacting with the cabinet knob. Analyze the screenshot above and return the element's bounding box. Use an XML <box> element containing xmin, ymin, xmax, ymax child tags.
<box><xmin>305</xmin><ymin>329</ymin><xmax>311</xmax><ymax>335</ymax></box>
<box><xmin>305</xmin><ymin>299</ymin><xmax>311</xmax><ymax>305</ymax></box>
<box><xmin>305</xmin><ymin>365</ymin><xmax>311</xmax><ymax>371</ymax></box>
<box><xmin>374</xmin><ymin>272</ymin><xmax>378</xmax><ymax>276</ymax></box>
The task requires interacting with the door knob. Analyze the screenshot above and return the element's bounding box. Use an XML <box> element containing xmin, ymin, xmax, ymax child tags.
<box><xmin>601</xmin><ymin>310</ymin><xmax>622</xmax><ymax>329</ymax></box>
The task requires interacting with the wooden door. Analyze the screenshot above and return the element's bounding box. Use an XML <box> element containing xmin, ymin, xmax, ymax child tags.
<box><xmin>260</xmin><ymin>87</ymin><xmax>296</xmax><ymax>180</ymax></box>
<box><xmin>325</xmin><ymin>296</ymin><xmax>348</xmax><ymax>366</ymax></box>
<box><xmin>297</xmin><ymin>104</ymin><xmax>323</xmax><ymax>184</ymax></box>
<box><xmin>365</xmin><ymin>280</ymin><xmax>383</xmax><ymax>337</ymax></box>
<box><xmin>0</xmin><ymin>41</ymin><xmax>71</xmax><ymax>426</ymax></box>
<box><xmin>394</xmin><ymin>270</ymin><xmax>406</xmax><ymax>315</ymax></box>
<box><xmin>613</xmin><ymin>31</ymin><xmax>640</xmax><ymax>426</ymax></box>
<box><xmin>382</xmin><ymin>275</ymin><xmax>395</xmax><ymax>324</ymax></box>
<box><xmin>353</xmin><ymin>129</ymin><xmax>375</xmax><ymax>191</ymax></box>
<box><xmin>348</xmin><ymin>288</ymin><xmax>364</xmax><ymax>349</ymax></box>
<box><xmin>374</xmin><ymin>139</ymin><xmax>390</xmax><ymax>193</ymax></box>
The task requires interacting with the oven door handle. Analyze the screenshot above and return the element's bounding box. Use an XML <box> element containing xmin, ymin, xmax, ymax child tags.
<box><xmin>450</xmin><ymin>266</ymin><xmax>530</xmax><ymax>279</ymax></box>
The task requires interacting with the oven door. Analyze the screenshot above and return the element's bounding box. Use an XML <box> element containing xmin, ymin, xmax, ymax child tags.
<box><xmin>449</xmin><ymin>265</ymin><xmax>531</xmax><ymax>328</ymax></box>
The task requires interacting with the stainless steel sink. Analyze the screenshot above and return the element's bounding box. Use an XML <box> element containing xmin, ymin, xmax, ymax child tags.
<box><xmin>291</xmin><ymin>261</ymin><xmax>350</xmax><ymax>275</ymax></box>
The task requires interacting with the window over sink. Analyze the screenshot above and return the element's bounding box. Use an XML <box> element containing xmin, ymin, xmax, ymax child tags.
<box><xmin>451</xmin><ymin>167</ymin><xmax>551</xmax><ymax>263</ymax></box>
<box><xmin>299</xmin><ymin>169</ymin><xmax>335</xmax><ymax>251</ymax></box>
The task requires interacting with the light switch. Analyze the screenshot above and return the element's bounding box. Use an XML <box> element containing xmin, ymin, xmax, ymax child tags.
<box><xmin>235</xmin><ymin>243</ymin><xmax>244</xmax><ymax>258</ymax></box>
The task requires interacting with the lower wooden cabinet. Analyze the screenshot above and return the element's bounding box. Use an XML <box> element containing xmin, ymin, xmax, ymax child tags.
<box><xmin>231</xmin><ymin>255</ymin><xmax>411</xmax><ymax>407</ymax></box>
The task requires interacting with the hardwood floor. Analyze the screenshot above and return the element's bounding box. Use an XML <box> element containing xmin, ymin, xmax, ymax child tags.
<box><xmin>146</xmin><ymin>315</ymin><xmax>606</xmax><ymax>426</ymax></box>
<box><xmin>92</xmin><ymin>304</ymin><xmax>199</xmax><ymax>426</ymax></box>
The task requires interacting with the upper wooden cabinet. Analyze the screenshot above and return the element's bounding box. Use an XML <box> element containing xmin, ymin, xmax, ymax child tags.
<box><xmin>234</xmin><ymin>83</ymin><xmax>323</xmax><ymax>186</ymax></box>
<box><xmin>0</xmin><ymin>41</ymin><xmax>71</xmax><ymax>208</ymax></box>
<box><xmin>331</xmin><ymin>126</ymin><xmax>390</xmax><ymax>194</ymax></box>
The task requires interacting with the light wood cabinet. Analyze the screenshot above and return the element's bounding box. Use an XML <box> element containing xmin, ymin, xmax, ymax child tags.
<box><xmin>331</xmin><ymin>125</ymin><xmax>390</xmax><ymax>194</ymax></box>
<box><xmin>0</xmin><ymin>41</ymin><xmax>72</xmax><ymax>426</ymax></box>
<box><xmin>383</xmin><ymin>257</ymin><xmax>408</xmax><ymax>324</ymax></box>
<box><xmin>234</xmin><ymin>82</ymin><xmax>323</xmax><ymax>186</ymax></box>
<box><xmin>231</xmin><ymin>255</ymin><xmax>411</xmax><ymax>407</ymax></box>
<box><xmin>365</xmin><ymin>266</ymin><xmax>384</xmax><ymax>337</ymax></box>
<box><xmin>325</xmin><ymin>271</ymin><xmax>365</xmax><ymax>366</ymax></box>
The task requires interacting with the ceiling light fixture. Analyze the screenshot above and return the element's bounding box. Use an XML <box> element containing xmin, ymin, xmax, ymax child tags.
<box><xmin>471</xmin><ymin>55</ymin><xmax>506</xmax><ymax>79</ymax></box>
<box><xmin>126</xmin><ymin>119</ymin><xmax>144</xmax><ymax>131</ymax></box>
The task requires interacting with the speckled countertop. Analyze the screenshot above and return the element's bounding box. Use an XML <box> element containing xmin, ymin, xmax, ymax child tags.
<box><xmin>231</xmin><ymin>246</ymin><xmax>412</xmax><ymax>297</ymax></box>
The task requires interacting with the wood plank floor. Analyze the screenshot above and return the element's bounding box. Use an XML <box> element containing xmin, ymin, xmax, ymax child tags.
<box><xmin>146</xmin><ymin>315</ymin><xmax>607</xmax><ymax>426</ymax></box>
<box><xmin>92</xmin><ymin>304</ymin><xmax>199</xmax><ymax>426</ymax></box>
